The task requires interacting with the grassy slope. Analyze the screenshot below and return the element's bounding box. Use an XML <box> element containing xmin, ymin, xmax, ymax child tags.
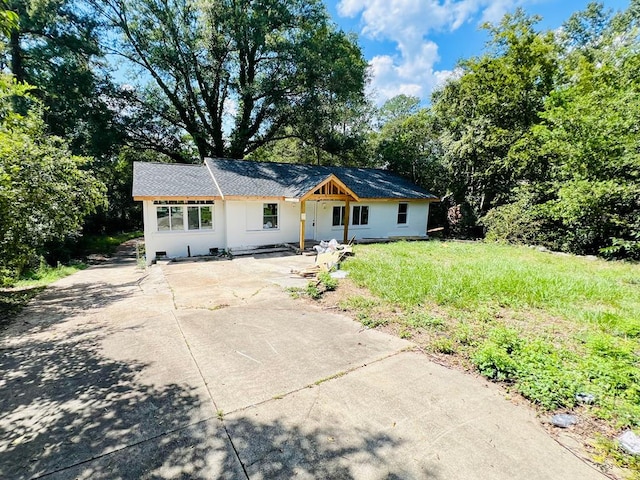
<box><xmin>341</xmin><ymin>241</ymin><xmax>640</xmax><ymax>474</ymax></box>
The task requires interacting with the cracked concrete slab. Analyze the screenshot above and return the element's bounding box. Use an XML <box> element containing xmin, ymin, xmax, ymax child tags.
<box><xmin>225</xmin><ymin>351</ymin><xmax>605</xmax><ymax>479</ymax></box>
<box><xmin>0</xmin><ymin>249</ymin><xmax>608</xmax><ymax>480</ymax></box>
<box><xmin>174</xmin><ymin>303</ymin><xmax>409</xmax><ymax>412</ymax></box>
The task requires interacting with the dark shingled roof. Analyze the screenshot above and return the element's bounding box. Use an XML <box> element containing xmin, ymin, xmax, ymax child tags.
<box><xmin>132</xmin><ymin>158</ymin><xmax>438</xmax><ymax>200</ymax></box>
<box><xmin>132</xmin><ymin>162</ymin><xmax>219</xmax><ymax>198</ymax></box>
<box><xmin>205</xmin><ymin>158</ymin><xmax>438</xmax><ymax>200</ymax></box>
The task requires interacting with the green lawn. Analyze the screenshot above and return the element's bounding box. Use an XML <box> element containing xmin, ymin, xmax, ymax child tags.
<box><xmin>341</xmin><ymin>240</ymin><xmax>640</xmax><ymax>473</ymax></box>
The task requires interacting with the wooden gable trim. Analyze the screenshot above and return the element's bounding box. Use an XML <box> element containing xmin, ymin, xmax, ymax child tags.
<box><xmin>300</xmin><ymin>174</ymin><xmax>360</xmax><ymax>202</ymax></box>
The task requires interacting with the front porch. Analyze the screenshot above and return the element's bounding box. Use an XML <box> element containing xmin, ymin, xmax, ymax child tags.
<box><xmin>295</xmin><ymin>174</ymin><xmax>360</xmax><ymax>250</ymax></box>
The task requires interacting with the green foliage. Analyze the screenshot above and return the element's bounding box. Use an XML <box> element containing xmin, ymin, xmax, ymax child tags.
<box><xmin>338</xmin><ymin>295</ymin><xmax>379</xmax><ymax>311</ymax></box>
<box><xmin>100</xmin><ymin>0</ymin><xmax>368</xmax><ymax>161</ymax></box>
<box><xmin>302</xmin><ymin>271</ymin><xmax>338</xmax><ymax>300</ymax></box>
<box><xmin>2</xmin><ymin>0</ymin><xmax>121</xmax><ymax>158</ymax></box>
<box><xmin>431</xmin><ymin>337</ymin><xmax>456</xmax><ymax>354</ymax></box>
<box><xmin>357</xmin><ymin>312</ymin><xmax>387</xmax><ymax>329</ymax></box>
<box><xmin>472</xmin><ymin>342</ymin><xmax>518</xmax><ymax>381</ymax></box>
<box><xmin>0</xmin><ymin>4</ymin><xmax>18</xmax><ymax>36</ymax></box>
<box><xmin>514</xmin><ymin>340</ymin><xmax>579</xmax><ymax>410</ymax></box>
<box><xmin>75</xmin><ymin>231</ymin><xmax>143</xmax><ymax>257</ymax></box>
<box><xmin>0</xmin><ymin>75</ymin><xmax>106</xmax><ymax>284</ymax></box>
<box><xmin>485</xmin><ymin>2</ymin><xmax>640</xmax><ymax>257</ymax></box>
<box><xmin>403</xmin><ymin>311</ymin><xmax>444</xmax><ymax>329</ymax></box>
<box><xmin>482</xmin><ymin>188</ymin><xmax>546</xmax><ymax>244</ymax></box>
<box><xmin>317</xmin><ymin>271</ymin><xmax>338</xmax><ymax>291</ymax></box>
<box><xmin>600</xmin><ymin>234</ymin><xmax>640</xmax><ymax>261</ymax></box>
<box><xmin>345</xmin><ymin>241</ymin><xmax>640</xmax><ymax>421</ymax></box>
<box><xmin>427</xmin><ymin>2</ymin><xmax>639</xmax><ymax>258</ymax></box>
<box><xmin>432</xmin><ymin>9</ymin><xmax>558</xmax><ymax>220</ymax></box>
<box><xmin>14</xmin><ymin>260</ymin><xmax>87</xmax><ymax>287</ymax></box>
<box><xmin>374</xmin><ymin>106</ymin><xmax>447</xmax><ymax>192</ymax></box>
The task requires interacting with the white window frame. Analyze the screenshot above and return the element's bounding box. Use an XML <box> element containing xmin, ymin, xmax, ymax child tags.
<box><xmin>397</xmin><ymin>202</ymin><xmax>408</xmax><ymax>224</ymax></box>
<box><xmin>263</xmin><ymin>203</ymin><xmax>279</xmax><ymax>229</ymax></box>
<box><xmin>352</xmin><ymin>205</ymin><xmax>369</xmax><ymax>226</ymax></box>
<box><xmin>187</xmin><ymin>205</ymin><xmax>214</xmax><ymax>230</ymax></box>
<box><xmin>154</xmin><ymin>200</ymin><xmax>214</xmax><ymax>232</ymax></box>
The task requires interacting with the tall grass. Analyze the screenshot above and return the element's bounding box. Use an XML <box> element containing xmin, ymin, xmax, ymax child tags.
<box><xmin>347</xmin><ymin>241</ymin><xmax>639</xmax><ymax>334</ymax></box>
<box><xmin>343</xmin><ymin>241</ymin><xmax>640</xmax><ymax>472</ymax></box>
<box><xmin>13</xmin><ymin>261</ymin><xmax>88</xmax><ymax>288</ymax></box>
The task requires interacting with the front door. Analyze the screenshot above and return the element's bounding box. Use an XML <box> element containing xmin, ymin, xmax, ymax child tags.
<box><xmin>304</xmin><ymin>201</ymin><xmax>317</xmax><ymax>241</ymax></box>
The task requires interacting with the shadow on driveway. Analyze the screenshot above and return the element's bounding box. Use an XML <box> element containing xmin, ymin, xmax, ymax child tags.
<box><xmin>0</xmin><ymin>324</ymin><xmax>212</xmax><ymax>479</ymax></box>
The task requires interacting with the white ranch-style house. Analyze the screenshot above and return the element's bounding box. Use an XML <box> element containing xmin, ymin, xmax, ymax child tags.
<box><xmin>132</xmin><ymin>158</ymin><xmax>439</xmax><ymax>263</ymax></box>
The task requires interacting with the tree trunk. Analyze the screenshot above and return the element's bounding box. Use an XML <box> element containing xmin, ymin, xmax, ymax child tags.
<box><xmin>10</xmin><ymin>29</ymin><xmax>24</xmax><ymax>82</ymax></box>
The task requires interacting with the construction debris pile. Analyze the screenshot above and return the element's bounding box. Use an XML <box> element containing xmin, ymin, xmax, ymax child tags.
<box><xmin>291</xmin><ymin>239</ymin><xmax>353</xmax><ymax>278</ymax></box>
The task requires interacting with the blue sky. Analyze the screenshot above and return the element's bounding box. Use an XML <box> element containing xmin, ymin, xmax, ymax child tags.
<box><xmin>324</xmin><ymin>0</ymin><xmax>631</xmax><ymax>103</ymax></box>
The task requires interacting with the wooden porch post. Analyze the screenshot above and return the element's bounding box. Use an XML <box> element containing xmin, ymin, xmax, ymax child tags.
<box><xmin>343</xmin><ymin>198</ymin><xmax>350</xmax><ymax>244</ymax></box>
<box><xmin>300</xmin><ymin>200</ymin><xmax>306</xmax><ymax>251</ymax></box>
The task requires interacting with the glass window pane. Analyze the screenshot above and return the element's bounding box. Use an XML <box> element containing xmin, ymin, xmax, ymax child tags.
<box><xmin>171</xmin><ymin>206</ymin><xmax>183</xmax><ymax>230</ymax></box>
<box><xmin>332</xmin><ymin>206</ymin><xmax>343</xmax><ymax>226</ymax></box>
<box><xmin>352</xmin><ymin>206</ymin><xmax>360</xmax><ymax>225</ymax></box>
<box><xmin>200</xmin><ymin>206</ymin><xmax>213</xmax><ymax>229</ymax></box>
<box><xmin>361</xmin><ymin>206</ymin><xmax>369</xmax><ymax>225</ymax></box>
<box><xmin>188</xmin><ymin>206</ymin><xmax>199</xmax><ymax>230</ymax></box>
<box><xmin>398</xmin><ymin>203</ymin><xmax>408</xmax><ymax>224</ymax></box>
<box><xmin>263</xmin><ymin>203</ymin><xmax>278</xmax><ymax>229</ymax></box>
<box><xmin>157</xmin><ymin>207</ymin><xmax>170</xmax><ymax>231</ymax></box>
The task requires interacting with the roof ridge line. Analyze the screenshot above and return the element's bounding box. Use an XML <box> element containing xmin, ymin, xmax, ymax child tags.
<box><xmin>204</xmin><ymin>159</ymin><xmax>225</xmax><ymax>199</ymax></box>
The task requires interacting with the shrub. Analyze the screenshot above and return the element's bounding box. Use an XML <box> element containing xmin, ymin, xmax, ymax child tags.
<box><xmin>514</xmin><ymin>340</ymin><xmax>578</xmax><ymax>409</ymax></box>
<box><xmin>472</xmin><ymin>342</ymin><xmax>518</xmax><ymax>381</ymax></box>
<box><xmin>482</xmin><ymin>190</ymin><xmax>544</xmax><ymax>245</ymax></box>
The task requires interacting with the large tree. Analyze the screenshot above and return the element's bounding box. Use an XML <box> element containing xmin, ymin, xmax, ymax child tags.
<box><xmin>373</xmin><ymin>96</ymin><xmax>445</xmax><ymax>191</ymax></box>
<box><xmin>97</xmin><ymin>0</ymin><xmax>368</xmax><ymax>161</ymax></box>
<box><xmin>489</xmin><ymin>1</ymin><xmax>640</xmax><ymax>257</ymax></box>
<box><xmin>1</xmin><ymin>0</ymin><xmax>120</xmax><ymax>157</ymax></box>
<box><xmin>432</xmin><ymin>10</ymin><xmax>558</xmax><ymax>220</ymax></box>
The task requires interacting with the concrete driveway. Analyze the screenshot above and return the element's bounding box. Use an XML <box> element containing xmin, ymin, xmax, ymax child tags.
<box><xmin>0</xmin><ymin>250</ymin><xmax>607</xmax><ymax>479</ymax></box>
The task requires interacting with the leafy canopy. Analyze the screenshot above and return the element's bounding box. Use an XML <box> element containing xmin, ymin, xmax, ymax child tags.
<box><xmin>0</xmin><ymin>75</ymin><xmax>105</xmax><ymax>283</ymax></box>
<box><xmin>98</xmin><ymin>0</ymin><xmax>368</xmax><ymax>161</ymax></box>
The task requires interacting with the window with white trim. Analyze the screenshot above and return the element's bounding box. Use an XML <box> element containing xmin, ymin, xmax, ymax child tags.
<box><xmin>352</xmin><ymin>205</ymin><xmax>369</xmax><ymax>226</ymax></box>
<box><xmin>397</xmin><ymin>203</ymin><xmax>408</xmax><ymax>224</ymax></box>
<box><xmin>188</xmin><ymin>205</ymin><xmax>213</xmax><ymax>230</ymax></box>
<box><xmin>157</xmin><ymin>206</ymin><xmax>184</xmax><ymax>231</ymax></box>
<box><xmin>263</xmin><ymin>203</ymin><xmax>278</xmax><ymax>229</ymax></box>
<box><xmin>332</xmin><ymin>206</ymin><xmax>345</xmax><ymax>226</ymax></box>
<box><xmin>155</xmin><ymin>200</ymin><xmax>214</xmax><ymax>231</ymax></box>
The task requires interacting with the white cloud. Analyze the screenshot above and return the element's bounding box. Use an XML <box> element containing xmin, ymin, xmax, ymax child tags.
<box><xmin>338</xmin><ymin>0</ymin><xmax>527</xmax><ymax>103</ymax></box>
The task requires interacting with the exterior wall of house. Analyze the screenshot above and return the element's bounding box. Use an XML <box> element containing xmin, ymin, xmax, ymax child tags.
<box><xmin>141</xmin><ymin>198</ymin><xmax>431</xmax><ymax>263</ymax></box>
<box><xmin>311</xmin><ymin>200</ymin><xmax>429</xmax><ymax>242</ymax></box>
<box><xmin>142</xmin><ymin>200</ymin><xmax>226</xmax><ymax>264</ymax></box>
<box><xmin>224</xmin><ymin>199</ymin><xmax>300</xmax><ymax>249</ymax></box>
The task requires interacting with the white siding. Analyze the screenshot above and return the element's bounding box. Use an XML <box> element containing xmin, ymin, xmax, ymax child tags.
<box><xmin>313</xmin><ymin>201</ymin><xmax>429</xmax><ymax>242</ymax></box>
<box><xmin>225</xmin><ymin>200</ymin><xmax>299</xmax><ymax>249</ymax></box>
<box><xmin>142</xmin><ymin>200</ymin><xmax>225</xmax><ymax>264</ymax></box>
<box><xmin>142</xmin><ymin>198</ymin><xmax>431</xmax><ymax>263</ymax></box>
